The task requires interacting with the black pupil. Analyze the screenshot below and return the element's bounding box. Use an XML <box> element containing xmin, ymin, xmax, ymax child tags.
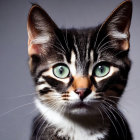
<box><xmin>59</xmin><ymin>67</ymin><xmax>64</xmax><ymax>74</ymax></box>
<box><xmin>98</xmin><ymin>66</ymin><xmax>105</xmax><ymax>73</ymax></box>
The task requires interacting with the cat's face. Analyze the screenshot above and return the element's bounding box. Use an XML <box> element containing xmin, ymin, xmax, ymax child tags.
<box><xmin>27</xmin><ymin>1</ymin><xmax>132</xmax><ymax>116</ymax></box>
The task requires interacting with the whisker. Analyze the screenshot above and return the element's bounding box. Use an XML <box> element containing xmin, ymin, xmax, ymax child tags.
<box><xmin>104</xmin><ymin>97</ymin><xmax>128</xmax><ymax>113</ymax></box>
<box><xmin>103</xmin><ymin>101</ymin><xmax>126</xmax><ymax>139</ymax></box>
<box><xmin>49</xmin><ymin>43</ymin><xmax>66</xmax><ymax>55</ymax></box>
<box><xmin>108</xmin><ymin>96</ymin><xmax>120</xmax><ymax>99</ymax></box>
<box><xmin>99</xmin><ymin>45</ymin><xmax>116</xmax><ymax>54</ymax></box>
<box><xmin>100</xmin><ymin>103</ymin><xmax>119</xmax><ymax>136</ymax></box>
<box><xmin>97</xmin><ymin>105</ymin><xmax>105</xmax><ymax>125</ymax></box>
<box><xmin>96</xmin><ymin>33</ymin><xmax>111</xmax><ymax>52</ymax></box>
<box><xmin>36</xmin><ymin>119</ymin><xmax>46</xmax><ymax>140</ymax></box>
<box><xmin>0</xmin><ymin>101</ymin><xmax>34</xmax><ymax>118</ymax></box>
<box><xmin>114</xmin><ymin>50</ymin><xmax>125</xmax><ymax>57</ymax></box>
<box><xmin>105</xmin><ymin>100</ymin><xmax>127</xmax><ymax>125</ymax></box>
<box><xmin>104</xmin><ymin>97</ymin><xmax>118</xmax><ymax>105</ymax></box>
<box><xmin>94</xmin><ymin>25</ymin><xmax>103</xmax><ymax>49</ymax></box>
<box><xmin>97</xmin><ymin>40</ymin><xmax>117</xmax><ymax>53</ymax></box>
<box><xmin>62</xmin><ymin>29</ymin><xmax>70</xmax><ymax>52</ymax></box>
<box><xmin>7</xmin><ymin>93</ymin><xmax>37</xmax><ymax>100</ymax></box>
<box><xmin>32</xmin><ymin>113</ymin><xmax>46</xmax><ymax>137</ymax></box>
<box><xmin>39</xmin><ymin>122</ymin><xmax>52</xmax><ymax>140</ymax></box>
<box><xmin>25</xmin><ymin>108</ymin><xmax>38</xmax><ymax>117</ymax></box>
<box><xmin>54</xmin><ymin>33</ymin><xmax>66</xmax><ymax>54</ymax></box>
<box><xmin>108</xmin><ymin>96</ymin><xmax>135</xmax><ymax>109</ymax></box>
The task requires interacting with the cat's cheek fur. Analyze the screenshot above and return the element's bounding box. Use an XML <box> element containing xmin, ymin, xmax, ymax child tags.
<box><xmin>35</xmin><ymin>99</ymin><xmax>107</xmax><ymax>140</ymax></box>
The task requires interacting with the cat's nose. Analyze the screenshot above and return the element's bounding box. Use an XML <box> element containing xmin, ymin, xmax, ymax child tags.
<box><xmin>75</xmin><ymin>88</ymin><xmax>91</xmax><ymax>101</ymax></box>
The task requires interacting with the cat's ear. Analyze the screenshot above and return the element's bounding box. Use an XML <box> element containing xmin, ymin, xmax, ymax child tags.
<box><xmin>27</xmin><ymin>4</ymin><xmax>58</xmax><ymax>56</ymax></box>
<box><xmin>102</xmin><ymin>0</ymin><xmax>132</xmax><ymax>50</ymax></box>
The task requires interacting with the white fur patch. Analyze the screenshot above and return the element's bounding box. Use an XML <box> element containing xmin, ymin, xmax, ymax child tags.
<box><xmin>32</xmin><ymin>34</ymin><xmax>50</xmax><ymax>44</ymax></box>
<box><xmin>69</xmin><ymin>51</ymin><xmax>77</xmax><ymax>76</ymax></box>
<box><xmin>38</xmin><ymin>77</ymin><xmax>45</xmax><ymax>82</ymax></box>
<box><xmin>68</xmin><ymin>91</ymin><xmax>79</xmax><ymax>100</ymax></box>
<box><xmin>111</xmin><ymin>31</ymin><xmax>128</xmax><ymax>39</ymax></box>
<box><xmin>73</xmin><ymin>36</ymin><xmax>80</xmax><ymax>62</ymax></box>
<box><xmin>35</xmin><ymin>99</ymin><xmax>107</xmax><ymax>140</ymax></box>
<box><xmin>89</xmin><ymin>50</ymin><xmax>94</xmax><ymax>75</ymax></box>
<box><xmin>36</xmin><ymin>83</ymin><xmax>49</xmax><ymax>91</ymax></box>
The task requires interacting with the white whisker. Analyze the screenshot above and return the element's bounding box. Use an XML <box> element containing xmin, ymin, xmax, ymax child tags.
<box><xmin>96</xmin><ymin>33</ymin><xmax>111</xmax><ymax>52</ymax></box>
<box><xmin>100</xmin><ymin>103</ymin><xmax>119</xmax><ymax>136</ymax></box>
<box><xmin>7</xmin><ymin>93</ymin><xmax>37</xmax><ymax>100</ymax></box>
<box><xmin>97</xmin><ymin>39</ymin><xmax>117</xmax><ymax>53</ymax></box>
<box><xmin>0</xmin><ymin>101</ymin><xmax>34</xmax><ymax>118</ymax></box>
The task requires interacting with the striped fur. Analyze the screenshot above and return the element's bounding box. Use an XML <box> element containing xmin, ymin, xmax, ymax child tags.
<box><xmin>28</xmin><ymin>1</ymin><xmax>133</xmax><ymax>140</ymax></box>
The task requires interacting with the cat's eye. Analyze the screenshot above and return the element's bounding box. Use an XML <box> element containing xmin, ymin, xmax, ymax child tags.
<box><xmin>53</xmin><ymin>64</ymin><xmax>70</xmax><ymax>79</ymax></box>
<box><xmin>94</xmin><ymin>64</ymin><xmax>110</xmax><ymax>77</ymax></box>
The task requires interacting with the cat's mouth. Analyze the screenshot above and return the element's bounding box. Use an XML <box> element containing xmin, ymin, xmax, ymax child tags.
<box><xmin>69</xmin><ymin>100</ymin><xmax>98</xmax><ymax>110</ymax></box>
<box><xmin>65</xmin><ymin>100</ymin><xmax>100</xmax><ymax>116</ymax></box>
<box><xmin>71</xmin><ymin>102</ymin><xmax>90</xmax><ymax>109</ymax></box>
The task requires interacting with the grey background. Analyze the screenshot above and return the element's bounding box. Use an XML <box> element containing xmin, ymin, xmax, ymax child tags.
<box><xmin>0</xmin><ymin>0</ymin><xmax>139</xmax><ymax>139</ymax></box>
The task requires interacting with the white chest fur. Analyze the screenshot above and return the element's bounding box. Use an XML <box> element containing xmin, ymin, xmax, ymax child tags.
<box><xmin>35</xmin><ymin>99</ymin><xmax>106</xmax><ymax>140</ymax></box>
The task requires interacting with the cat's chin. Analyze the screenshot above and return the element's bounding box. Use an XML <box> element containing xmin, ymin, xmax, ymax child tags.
<box><xmin>69</xmin><ymin>107</ymin><xmax>92</xmax><ymax>116</ymax></box>
<box><xmin>65</xmin><ymin>101</ymin><xmax>100</xmax><ymax>116</ymax></box>
<box><xmin>63</xmin><ymin>101</ymin><xmax>103</xmax><ymax>127</ymax></box>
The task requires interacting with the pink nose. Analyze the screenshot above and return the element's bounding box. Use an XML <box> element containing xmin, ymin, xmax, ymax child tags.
<box><xmin>75</xmin><ymin>88</ymin><xmax>91</xmax><ymax>101</ymax></box>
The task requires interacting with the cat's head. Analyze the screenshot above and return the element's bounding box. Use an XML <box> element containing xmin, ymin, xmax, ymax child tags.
<box><xmin>27</xmin><ymin>1</ymin><xmax>132</xmax><ymax>116</ymax></box>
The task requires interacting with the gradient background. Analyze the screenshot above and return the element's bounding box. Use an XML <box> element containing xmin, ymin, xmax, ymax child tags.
<box><xmin>0</xmin><ymin>0</ymin><xmax>139</xmax><ymax>139</ymax></box>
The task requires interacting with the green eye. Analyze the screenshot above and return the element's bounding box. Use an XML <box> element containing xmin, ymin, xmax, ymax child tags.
<box><xmin>94</xmin><ymin>65</ymin><xmax>110</xmax><ymax>77</ymax></box>
<box><xmin>53</xmin><ymin>65</ymin><xmax>70</xmax><ymax>79</ymax></box>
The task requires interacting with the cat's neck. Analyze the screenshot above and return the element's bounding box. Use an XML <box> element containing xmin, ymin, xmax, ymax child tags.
<box><xmin>35</xmin><ymin>99</ymin><xmax>108</xmax><ymax>140</ymax></box>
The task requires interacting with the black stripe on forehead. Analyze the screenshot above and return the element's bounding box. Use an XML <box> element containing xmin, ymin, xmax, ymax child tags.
<box><xmin>61</xmin><ymin>28</ymin><xmax>98</xmax><ymax>65</ymax></box>
<box><xmin>73</xmin><ymin>30</ymin><xmax>91</xmax><ymax>62</ymax></box>
<box><xmin>69</xmin><ymin>29</ymin><xmax>94</xmax><ymax>75</ymax></box>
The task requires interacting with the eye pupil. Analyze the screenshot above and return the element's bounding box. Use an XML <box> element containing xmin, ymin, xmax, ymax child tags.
<box><xmin>59</xmin><ymin>67</ymin><xmax>64</xmax><ymax>74</ymax></box>
<box><xmin>99</xmin><ymin>66</ymin><xmax>104</xmax><ymax>73</ymax></box>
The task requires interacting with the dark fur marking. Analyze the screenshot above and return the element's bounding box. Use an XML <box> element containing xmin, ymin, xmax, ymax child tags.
<box><xmin>39</xmin><ymin>87</ymin><xmax>52</xmax><ymax>95</ymax></box>
<box><xmin>37</xmin><ymin>81</ymin><xmax>46</xmax><ymax>85</ymax></box>
<box><xmin>42</xmin><ymin>76</ymin><xmax>65</xmax><ymax>92</ymax></box>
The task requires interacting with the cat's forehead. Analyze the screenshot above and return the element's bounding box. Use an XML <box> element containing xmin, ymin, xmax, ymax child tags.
<box><xmin>45</xmin><ymin>29</ymin><xmax>96</xmax><ymax>76</ymax></box>
<box><xmin>65</xmin><ymin>28</ymin><xmax>96</xmax><ymax>49</ymax></box>
<box><xmin>63</xmin><ymin>28</ymin><xmax>96</xmax><ymax>60</ymax></box>
<box><xmin>35</xmin><ymin>29</ymin><xmax>96</xmax><ymax>77</ymax></box>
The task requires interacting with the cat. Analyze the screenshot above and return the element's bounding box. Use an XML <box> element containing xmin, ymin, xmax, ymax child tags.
<box><xmin>27</xmin><ymin>0</ymin><xmax>133</xmax><ymax>140</ymax></box>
